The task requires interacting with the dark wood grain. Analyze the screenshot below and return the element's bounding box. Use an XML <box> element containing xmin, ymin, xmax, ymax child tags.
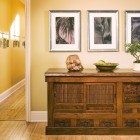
<box><xmin>45</xmin><ymin>68</ymin><xmax>140</xmax><ymax>135</ymax></box>
<box><xmin>45</xmin><ymin>68</ymin><xmax>140</xmax><ymax>77</ymax></box>
<box><xmin>46</xmin><ymin>127</ymin><xmax>140</xmax><ymax>135</ymax></box>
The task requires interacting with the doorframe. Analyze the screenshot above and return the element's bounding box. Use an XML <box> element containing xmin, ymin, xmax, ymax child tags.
<box><xmin>25</xmin><ymin>0</ymin><xmax>31</xmax><ymax>122</ymax></box>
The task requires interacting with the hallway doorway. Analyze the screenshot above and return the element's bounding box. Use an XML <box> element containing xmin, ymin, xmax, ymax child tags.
<box><xmin>0</xmin><ymin>0</ymin><xmax>26</xmax><ymax>121</ymax></box>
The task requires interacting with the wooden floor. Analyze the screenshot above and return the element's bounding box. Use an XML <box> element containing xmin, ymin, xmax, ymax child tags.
<box><xmin>0</xmin><ymin>86</ymin><xmax>140</xmax><ymax>139</ymax></box>
<box><xmin>0</xmin><ymin>121</ymin><xmax>140</xmax><ymax>140</ymax></box>
<box><xmin>0</xmin><ymin>86</ymin><xmax>25</xmax><ymax>120</ymax></box>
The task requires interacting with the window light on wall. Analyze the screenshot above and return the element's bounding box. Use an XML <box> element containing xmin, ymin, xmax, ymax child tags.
<box><xmin>10</xmin><ymin>14</ymin><xmax>21</xmax><ymax>47</ymax></box>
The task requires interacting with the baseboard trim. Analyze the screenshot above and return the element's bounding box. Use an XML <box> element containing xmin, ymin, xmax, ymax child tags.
<box><xmin>0</xmin><ymin>79</ymin><xmax>25</xmax><ymax>103</ymax></box>
<box><xmin>30</xmin><ymin>111</ymin><xmax>48</xmax><ymax>122</ymax></box>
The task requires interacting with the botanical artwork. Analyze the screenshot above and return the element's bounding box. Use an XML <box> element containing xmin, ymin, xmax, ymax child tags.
<box><xmin>88</xmin><ymin>10</ymin><xmax>118</xmax><ymax>52</ymax></box>
<box><xmin>49</xmin><ymin>10</ymin><xmax>80</xmax><ymax>51</ymax></box>
<box><xmin>131</xmin><ymin>17</ymin><xmax>140</xmax><ymax>43</ymax></box>
<box><xmin>94</xmin><ymin>17</ymin><xmax>112</xmax><ymax>44</ymax></box>
<box><xmin>56</xmin><ymin>17</ymin><xmax>75</xmax><ymax>44</ymax></box>
<box><xmin>126</xmin><ymin>11</ymin><xmax>140</xmax><ymax>45</ymax></box>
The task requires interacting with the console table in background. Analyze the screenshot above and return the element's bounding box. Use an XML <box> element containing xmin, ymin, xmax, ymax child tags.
<box><xmin>45</xmin><ymin>68</ymin><xmax>140</xmax><ymax>135</ymax></box>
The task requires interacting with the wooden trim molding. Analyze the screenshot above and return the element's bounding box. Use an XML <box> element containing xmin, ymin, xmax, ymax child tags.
<box><xmin>31</xmin><ymin>111</ymin><xmax>48</xmax><ymax>122</ymax></box>
<box><xmin>0</xmin><ymin>79</ymin><xmax>25</xmax><ymax>103</ymax></box>
<box><xmin>25</xmin><ymin>0</ymin><xmax>31</xmax><ymax>122</ymax></box>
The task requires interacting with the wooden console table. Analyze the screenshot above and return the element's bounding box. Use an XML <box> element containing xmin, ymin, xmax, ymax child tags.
<box><xmin>45</xmin><ymin>68</ymin><xmax>140</xmax><ymax>135</ymax></box>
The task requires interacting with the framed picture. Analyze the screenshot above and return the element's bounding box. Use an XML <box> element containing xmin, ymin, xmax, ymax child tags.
<box><xmin>2</xmin><ymin>38</ymin><xmax>7</xmax><ymax>48</ymax></box>
<box><xmin>6</xmin><ymin>39</ymin><xmax>9</xmax><ymax>47</ymax></box>
<box><xmin>88</xmin><ymin>10</ymin><xmax>119</xmax><ymax>52</ymax></box>
<box><xmin>125</xmin><ymin>11</ymin><xmax>140</xmax><ymax>44</ymax></box>
<box><xmin>13</xmin><ymin>40</ymin><xmax>20</xmax><ymax>47</ymax></box>
<box><xmin>20</xmin><ymin>37</ymin><xmax>25</xmax><ymax>47</ymax></box>
<box><xmin>49</xmin><ymin>10</ymin><xmax>81</xmax><ymax>52</ymax></box>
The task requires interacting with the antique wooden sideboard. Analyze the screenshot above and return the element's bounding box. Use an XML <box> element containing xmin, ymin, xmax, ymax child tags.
<box><xmin>45</xmin><ymin>68</ymin><xmax>140</xmax><ymax>135</ymax></box>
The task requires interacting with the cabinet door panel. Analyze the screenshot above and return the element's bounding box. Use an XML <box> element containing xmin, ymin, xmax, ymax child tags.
<box><xmin>85</xmin><ymin>83</ymin><xmax>116</xmax><ymax>113</ymax></box>
<box><xmin>123</xmin><ymin>83</ymin><xmax>140</xmax><ymax>103</ymax></box>
<box><xmin>123</xmin><ymin>119</ymin><xmax>140</xmax><ymax>127</ymax></box>
<box><xmin>54</xmin><ymin>83</ymin><xmax>84</xmax><ymax>112</ymax></box>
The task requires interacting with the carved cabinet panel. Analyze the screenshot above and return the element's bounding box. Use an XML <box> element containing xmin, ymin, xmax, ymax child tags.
<box><xmin>85</xmin><ymin>83</ymin><xmax>116</xmax><ymax>113</ymax></box>
<box><xmin>53</xmin><ymin>83</ymin><xmax>84</xmax><ymax>113</ymax></box>
<box><xmin>45</xmin><ymin>68</ymin><xmax>140</xmax><ymax>134</ymax></box>
<box><xmin>123</xmin><ymin>83</ymin><xmax>140</xmax><ymax>103</ymax></box>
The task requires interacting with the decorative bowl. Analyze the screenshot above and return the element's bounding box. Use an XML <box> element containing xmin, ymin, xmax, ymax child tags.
<box><xmin>94</xmin><ymin>63</ymin><xmax>119</xmax><ymax>71</ymax></box>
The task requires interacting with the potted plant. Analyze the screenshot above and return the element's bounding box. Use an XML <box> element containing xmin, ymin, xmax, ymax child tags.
<box><xmin>126</xmin><ymin>43</ymin><xmax>140</xmax><ymax>71</ymax></box>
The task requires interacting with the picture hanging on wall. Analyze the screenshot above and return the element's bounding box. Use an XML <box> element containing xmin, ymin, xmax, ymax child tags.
<box><xmin>88</xmin><ymin>10</ymin><xmax>119</xmax><ymax>52</ymax></box>
<box><xmin>13</xmin><ymin>40</ymin><xmax>20</xmax><ymax>47</ymax></box>
<box><xmin>49</xmin><ymin>10</ymin><xmax>81</xmax><ymax>52</ymax></box>
<box><xmin>20</xmin><ymin>37</ymin><xmax>25</xmax><ymax>48</ymax></box>
<box><xmin>0</xmin><ymin>38</ymin><xmax>9</xmax><ymax>48</ymax></box>
<box><xmin>125</xmin><ymin>11</ymin><xmax>140</xmax><ymax>45</ymax></box>
<box><xmin>0</xmin><ymin>32</ymin><xmax>9</xmax><ymax>48</ymax></box>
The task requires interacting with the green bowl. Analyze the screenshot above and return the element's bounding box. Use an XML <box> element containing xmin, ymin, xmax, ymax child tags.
<box><xmin>94</xmin><ymin>63</ymin><xmax>119</xmax><ymax>71</ymax></box>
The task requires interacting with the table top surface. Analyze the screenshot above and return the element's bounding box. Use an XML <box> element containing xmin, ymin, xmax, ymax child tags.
<box><xmin>45</xmin><ymin>68</ymin><xmax>140</xmax><ymax>77</ymax></box>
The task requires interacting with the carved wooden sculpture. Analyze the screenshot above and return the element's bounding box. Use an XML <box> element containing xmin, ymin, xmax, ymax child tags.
<box><xmin>66</xmin><ymin>54</ymin><xmax>83</xmax><ymax>71</ymax></box>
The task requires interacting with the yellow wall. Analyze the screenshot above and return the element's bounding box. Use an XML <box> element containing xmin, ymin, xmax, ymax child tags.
<box><xmin>31</xmin><ymin>0</ymin><xmax>140</xmax><ymax>111</ymax></box>
<box><xmin>0</xmin><ymin>0</ymin><xmax>12</xmax><ymax>93</ymax></box>
<box><xmin>11</xmin><ymin>0</ymin><xmax>25</xmax><ymax>85</ymax></box>
<box><xmin>0</xmin><ymin>0</ymin><xmax>11</xmax><ymax>31</ymax></box>
<box><xmin>0</xmin><ymin>0</ymin><xmax>25</xmax><ymax>93</ymax></box>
